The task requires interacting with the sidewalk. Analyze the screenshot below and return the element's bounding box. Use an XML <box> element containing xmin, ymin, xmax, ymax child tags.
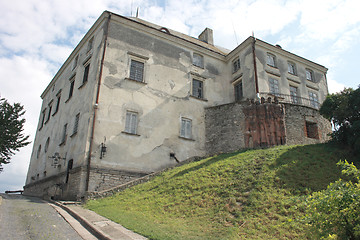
<box><xmin>51</xmin><ymin>200</ymin><xmax>147</xmax><ymax>240</ymax></box>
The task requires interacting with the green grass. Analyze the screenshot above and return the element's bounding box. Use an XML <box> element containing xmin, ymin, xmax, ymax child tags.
<box><xmin>85</xmin><ymin>143</ymin><xmax>358</xmax><ymax>239</ymax></box>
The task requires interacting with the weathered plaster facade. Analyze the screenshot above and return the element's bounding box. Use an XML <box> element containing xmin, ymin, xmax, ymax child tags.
<box><xmin>24</xmin><ymin>11</ymin><xmax>331</xmax><ymax>200</ymax></box>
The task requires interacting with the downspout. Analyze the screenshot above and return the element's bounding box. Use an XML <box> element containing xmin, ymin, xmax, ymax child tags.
<box><xmin>252</xmin><ymin>36</ymin><xmax>259</xmax><ymax>98</ymax></box>
<box><xmin>85</xmin><ymin>13</ymin><xmax>111</xmax><ymax>193</ymax></box>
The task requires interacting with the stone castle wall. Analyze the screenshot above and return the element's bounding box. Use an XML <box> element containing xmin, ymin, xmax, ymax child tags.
<box><xmin>205</xmin><ymin>99</ymin><xmax>331</xmax><ymax>156</ymax></box>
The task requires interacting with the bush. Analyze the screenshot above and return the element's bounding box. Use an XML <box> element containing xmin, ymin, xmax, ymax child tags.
<box><xmin>305</xmin><ymin>160</ymin><xmax>360</xmax><ymax>240</ymax></box>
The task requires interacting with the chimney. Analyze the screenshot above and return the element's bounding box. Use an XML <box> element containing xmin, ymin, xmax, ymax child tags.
<box><xmin>198</xmin><ymin>28</ymin><xmax>213</xmax><ymax>45</ymax></box>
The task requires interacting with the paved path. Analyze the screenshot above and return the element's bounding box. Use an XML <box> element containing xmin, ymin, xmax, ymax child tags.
<box><xmin>0</xmin><ymin>194</ymin><xmax>84</xmax><ymax>240</ymax></box>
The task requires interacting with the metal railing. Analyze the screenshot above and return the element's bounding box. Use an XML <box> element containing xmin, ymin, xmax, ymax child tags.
<box><xmin>258</xmin><ymin>92</ymin><xmax>320</xmax><ymax>110</ymax></box>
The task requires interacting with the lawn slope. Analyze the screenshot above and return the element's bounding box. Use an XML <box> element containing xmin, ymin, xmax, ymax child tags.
<box><xmin>86</xmin><ymin>143</ymin><xmax>357</xmax><ymax>240</ymax></box>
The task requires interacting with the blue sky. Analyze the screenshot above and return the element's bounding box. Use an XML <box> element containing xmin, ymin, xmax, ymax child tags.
<box><xmin>0</xmin><ymin>0</ymin><xmax>359</xmax><ymax>192</ymax></box>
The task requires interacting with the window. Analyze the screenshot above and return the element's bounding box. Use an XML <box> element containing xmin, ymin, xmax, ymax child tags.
<box><xmin>54</xmin><ymin>91</ymin><xmax>61</xmax><ymax>115</ymax></box>
<box><xmin>192</xmin><ymin>79</ymin><xmax>204</xmax><ymax>99</ymax></box>
<box><xmin>129</xmin><ymin>60</ymin><xmax>144</xmax><ymax>82</ymax></box>
<box><xmin>232</xmin><ymin>57</ymin><xmax>240</xmax><ymax>73</ymax></box>
<box><xmin>180</xmin><ymin>118</ymin><xmax>192</xmax><ymax>139</ymax></box>
<box><xmin>61</xmin><ymin>123</ymin><xmax>67</xmax><ymax>145</ymax></box>
<box><xmin>234</xmin><ymin>81</ymin><xmax>243</xmax><ymax>101</ymax></box>
<box><xmin>269</xmin><ymin>78</ymin><xmax>279</xmax><ymax>96</ymax></box>
<box><xmin>37</xmin><ymin>145</ymin><xmax>41</xmax><ymax>159</ymax></box>
<box><xmin>82</xmin><ymin>63</ymin><xmax>90</xmax><ymax>84</ymax></box>
<box><xmin>68</xmin><ymin>77</ymin><xmax>75</xmax><ymax>99</ymax></box>
<box><xmin>306</xmin><ymin>121</ymin><xmax>319</xmax><ymax>139</ymax></box>
<box><xmin>72</xmin><ymin>113</ymin><xmax>80</xmax><ymax>135</ymax></box>
<box><xmin>193</xmin><ymin>53</ymin><xmax>204</xmax><ymax>68</ymax></box>
<box><xmin>266</xmin><ymin>53</ymin><xmax>276</xmax><ymax>67</ymax></box>
<box><xmin>87</xmin><ymin>37</ymin><xmax>94</xmax><ymax>52</ymax></box>
<box><xmin>309</xmin><ymin>92</ymin><xmax>319</xmax><ymax>109</ymax></box>
<box><xmin>45</xmin><ymin>102</ymin><xmax>52</xmax><ymax>123</ymax></box>
<box><xmin>125</xmin><ymin>111</ymin><xmax>138</xmax><ymax>134</ymax></box>
<box><xmin>40</xmin><ymin>108</ymin><xmax>46</xmax><ymax>129</ymax></box>
<box><xmin>72</xmin><ymin>55</ymin><xmax>79</xmax><ymax>70</ymax></box>
<box><xmin>66</xmin><ymin>159</ymin><xmax>73</xmax><ymax>183</ymax></box>
<box><xmin>306</xmin><ymin>69</ymin><xmax>314</xmax><ymax>82</ymax></box>
<box><xmin>45</xmin><ymin>137</ymin><xmax>50</xmax><ymax>153</ymax></box>
<box><xmin>290</xmin><ymin>86</ymin><xmax>299</xmax><ymax>104</ymax></box>
<box><xmin>288</xmin><ymin>62</ymin><xmax>297</xmax><ymax>75</ymax></box>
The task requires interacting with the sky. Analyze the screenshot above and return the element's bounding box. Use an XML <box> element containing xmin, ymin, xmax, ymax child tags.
<box><xmin>0</xmin><ymin>0</ymin><xmax>359</xmax><ymax>192</ymax></box>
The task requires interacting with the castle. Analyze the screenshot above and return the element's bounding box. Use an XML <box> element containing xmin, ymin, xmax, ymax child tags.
<box><xmin>24</xmin><ymin>11</ymin><xmax>331</xmax><ymax>200</ymax></box>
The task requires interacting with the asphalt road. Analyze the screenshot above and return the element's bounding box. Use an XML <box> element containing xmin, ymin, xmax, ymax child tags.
<box><xmin>0</xmin><ymin>193</ymin><xmax>84</xmax><ymax>240</ymax></box>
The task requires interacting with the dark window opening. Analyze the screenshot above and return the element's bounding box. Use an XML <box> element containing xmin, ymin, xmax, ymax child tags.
<box><xmin>192</xmin><ymin>79</ymin><xmax>203</xmax><ymax>99</ymax></box>
<box><xmin>234</xmin><ymin>81</ymin><xmax>243</xmax><ymax>101</ymax></box>
<box><xmin>306</xmin><ymin>121</ymin><xmax>319</xmax><ymax>139</ymax></box>
<box><xmin>129</xmin><ymin>60</ymin><xmax>144</xmax><ymax>82</ymax></box>
<box><xmin>83</xmin><ymin>64</ymin><xmax>90</xmax><ymax>84</ymax></box>
<box><xmin>66</xmin><ymin>159</ymin><xmax>73</xmax><ymax>183</ymax></box>
<box><xmin>68</xmin><ymin>80</ymin><xmax>75</xmax><ymax>99</ymax></box>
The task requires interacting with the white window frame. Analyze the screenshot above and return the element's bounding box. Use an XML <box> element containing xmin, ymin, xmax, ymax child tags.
<box><xmin>180</xmin><ymin>117</ymin><xmax>192</xmax><ymax>139</ymax></box>
<box><xmin>306</xmin><ymin>68</ymin><xmax>314</xmax><ymax>82</ymax></box>
<box><xmin>288</xmin><ymin>61</ymin><xmax>297</xmax><ymax>75</ymax></box>
<box><xmin>125</xmin><ymin>111</ymin><xmax>138</xmax><ymax>135</ymax></box>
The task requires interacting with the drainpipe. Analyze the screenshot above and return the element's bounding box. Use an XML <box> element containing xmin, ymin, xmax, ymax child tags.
<box><xmin>252</xmin><ymin>36</ymin><xmax>259</xmax><ymax>98</ymax></box>
<box><xmin>85</xmin><ymin>12</ymin><xmax>111</xmax><ymax>193</ymax></box>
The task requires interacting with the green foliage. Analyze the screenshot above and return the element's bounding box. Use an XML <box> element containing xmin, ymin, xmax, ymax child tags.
<box><xmin>305</xmin><ymin>160</ymin><xmax>360</xmax><ymax>240</ymax></box>
<box><xmin>86</xmin><ymin>144</ymin><xmax>357</xmax><ymax>240</ymax></box>
<box><xmin>0</xmin><ymin>97</ymin><xmax>30</xmax><ymax>172</ymax></box>
<box><xmin>320</xmin><ymin>87</ymin><xmax>360</xmax><ymax>154</ymax></box>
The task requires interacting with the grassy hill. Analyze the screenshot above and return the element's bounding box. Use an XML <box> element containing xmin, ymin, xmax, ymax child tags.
<box><xmin>85</xmin><ymin>143</ymin><xmax>358</xmax><ymax>239</ymax></box>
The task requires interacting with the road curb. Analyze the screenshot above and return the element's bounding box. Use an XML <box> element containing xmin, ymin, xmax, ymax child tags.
<box><xmin>49</xmin><ymin>200</ymin><xmax>111</xmax><ymax>240</ymax></box>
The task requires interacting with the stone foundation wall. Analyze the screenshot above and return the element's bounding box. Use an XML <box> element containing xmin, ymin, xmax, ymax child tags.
<box><xmin>205</xmin><ymin>100</ymin><xmax>331</xmax><ymax>155</ymax></box>
<box><xmin>88</xmin><ymin>167</ymin><xmax>148</xmax><ymax>192</ymax></box>
<box><xmin>23</xmin><ymin>166</ymin><xmax>86</xmax><ymax>200</ymax></box>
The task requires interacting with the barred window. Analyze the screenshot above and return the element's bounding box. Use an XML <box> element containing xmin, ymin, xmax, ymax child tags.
<box><xmin>309</xmin><ymin>92</ymin><xmax>319</xmax><ymax>109</ymax></box>
<box><xmin>129</xmin><ymin>60</ymin><xmax>144</xmax><ymax>82</ymax></box>
<box><xmin>290</xmin><ymin>86</ymin><xmax>299</xmax><ymax>104</ymax></box>
<box><xmin>72</xmin><ymin>113</ymin><xmax>80</xmax><ymax>135</ymax></box>
<box><xmin>269</xmin><ymin>78</ymin><xmax>279</xmax><ymax>96</ymax></box>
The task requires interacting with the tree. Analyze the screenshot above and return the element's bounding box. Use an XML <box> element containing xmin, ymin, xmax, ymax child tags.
<box><xmin>305</xmin><ymin>160</ymin><xmax>360</xmax><ymax>240</ymax></box>
<box><xmin>320</xmin><ymin>87</ymin><xmax>360</xmax><ymax>154</ymax></box>
<box><xmin>0</xmin><ymin>97</ymin><xmax>30</xmax><ymax>172</ymax></box>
